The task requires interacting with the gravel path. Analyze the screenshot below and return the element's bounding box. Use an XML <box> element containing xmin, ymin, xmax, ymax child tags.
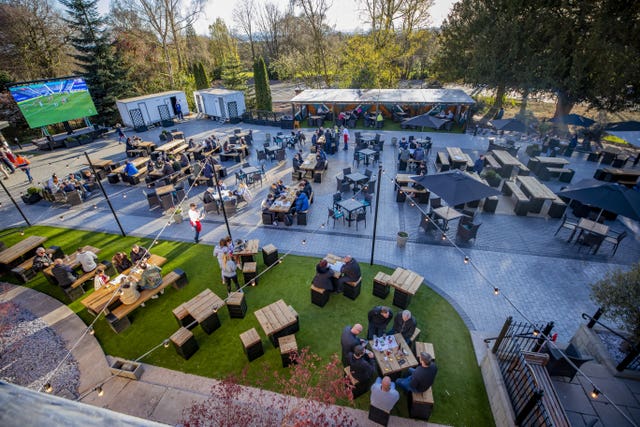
<box><xmin>0</xmin><ymin>297</ymin><xmax>80</xmax><ymax>398</ymax></box>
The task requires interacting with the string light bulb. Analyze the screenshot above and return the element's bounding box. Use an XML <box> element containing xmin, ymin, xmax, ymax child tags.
<box><xmin>96</xmin><ymin>386</ymin><xmax>104</xmax><ymax>397</ymax></box>
<box><xmin>464</xmin><ymin>256</ymin><xmax>470</xmax><ymax>264</ymax></box>
<box><xmin>88</xmin><ymin>326</ymin><xmax>95</xmax><ymax>335</ymax></box>
<box><xmin>59</xmin><ymin>215</ymin><xmax>64</xmax><ymax>220</ymax></box>
<box><xmin>93</xmin><ymin>205</ymin><xmax>97</xmax><ymax>209</ymax></box>
<box><xmin>302</xmin><ymin>239</ymin><xmax>306</xmax><ymax>245</ymax></box>
<box><xmin>20</xmin><ymin>231</ymin><xmax>25</xmax><ymax>236</ymax></box>
<box><xmin>533</xmin><ymin>329</ymin><xmax>540</xmax><ymax>337</ymax></box>
<box><xmin>44</xmin><ymin>383</ymin><xmax>53</xmax><ymax>393</ymax></box>
<box><xmin>163</xmin><ymin>339</ymin><xmax>170</xmax><ymax>348</ymax></box>
<box><xmin>123</xmin><ymin>194</ymin><xmax>127</xmax><ymax>199</ymax></box>
<box><xmin>441</xmin><ymin>233</ymin><xmax>446</xmax><ymax>241</ymax></box>
<box><xmin>493</xmin><ymin>287</ymin><xmax>500</xmax><ymax>296</ymax></box>
<box><xmin>251</xmin><ymin>280</ymin><xmax>256</xmax><ymax>287</ymax></box>
<box><xmin>590</xmin><ymin>388</ymin><xmax>600</xmax><ymax>399</ymax></box>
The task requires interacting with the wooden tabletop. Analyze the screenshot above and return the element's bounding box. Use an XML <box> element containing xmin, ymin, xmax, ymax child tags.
<box><xmin>533</xmin><ymin>156</ymin><xmax>570</xmax><ymax>167</ymax></box>
<box><xmin>299</xmin><ymin>154</ymin><xmax>317</xmax><ymax>171</ymax></box>
<box><xmin>446</xmin><ymin>147</ymin><xmax>474</xmax><ymax>168</ymax></box>
<box><xmin>491</xmin><ymin>150</ymin><xmax>522</xmax><ymax>167</ymax></box>
<box><xmin>80</xmin><ymin>254</ymin><xmax>167</xmax><ymax>315</ymax></box>
<box><xmin>156</xmin><ymin>139</ymin><xmax>186</xmax><ymax>152</ymax></box>
<box><xmin>517</xmin><ymin>176</ymin><xmax>557</xmax><ymax>200</ymax></box>
<box><xmin>601</xmin><ymin>168</ymin><xmax>640</xmax><ymax>177</ymax></box>
<box><xmin>112</xmin><ymin>157</ymin><xmax>149</xmax><ymax>174</ymax></box>
<box><xmin>155</xmin><ymin>184</ymin><xmax>175</xmax><ymax>197</ymax></box>
<box><xmin>577</xmin><ymin>218</ymin><xmax>609</xmax><ymax>237</ymax></box>
<box><xmin>138</xmin><ymin>141</ymin><xmax>156</xmax><ymax>149</ymax></box>
<box><xmin>325</xmin><ymin>253</ymin><xmax>344</xmax><ymax>278</ymax></box>
<box><xmin>234</xmin><ymin>239</ymin><xmax>259</xmax><ymax>256</ymax></box>
<box><xmin>0</xmin><ymin>236</ymin><xmax>47</xmax><ymax>265</ymax></box>
<box><xmin>254</xmin><ymin>299</ymin><xmax>297</xmax><ymax>337</ymax></box>
<box><xmin>43</xmin><ymin>245</ymin><xmax>100</xmax><ymax>277</ymax></box>
<box><xmin>368</xmin><ymin>333</ymin><xmax>418</xmax><ymax>376</ymax></box>
<box><xmin>396</xmin><ymin>174</ymin><xmax>419</xmax><ymax>185</ymax></box>
<box><xmin>269</xmin><ymin>187</ymin><xmax>297</xmax><ymax>213</ymax></box>
<box><xmin>388</xmin><ymin>267</ymin><xmax>423</xmax><ymax>296</ymax></box>
<box><xmin>184</xmin><ymin>289</ymin><xmax>225</xmax><ymax>322</ymax></box>
<box><xmin>89</xmin><ymin>159</ymin><xmax>114</xmax><ymax>169</ymax></box>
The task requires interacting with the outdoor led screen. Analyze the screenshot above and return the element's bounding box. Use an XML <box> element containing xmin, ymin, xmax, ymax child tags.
<box><xmin>9</xmin><ymin>77</ymin><xmax>98</xmax><ymax>128</ymax></box>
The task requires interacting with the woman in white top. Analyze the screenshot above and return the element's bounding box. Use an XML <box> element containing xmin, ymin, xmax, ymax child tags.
<box><xmin>93</xmin><ymin>265</ymin><xmax>109</xmax><ymax>290</ymax></box>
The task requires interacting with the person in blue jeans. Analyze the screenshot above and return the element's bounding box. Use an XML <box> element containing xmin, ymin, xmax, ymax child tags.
<box><xmin>396</xmin><ymin>352</ymin><xmax>438</xmax><ymax>393</ymax></box>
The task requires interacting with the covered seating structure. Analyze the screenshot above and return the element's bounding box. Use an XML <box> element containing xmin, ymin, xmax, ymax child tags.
<box><xmin>290</xmin><ymin>89</ymin><xmax>475</xmax><ymax>129</ymax></box>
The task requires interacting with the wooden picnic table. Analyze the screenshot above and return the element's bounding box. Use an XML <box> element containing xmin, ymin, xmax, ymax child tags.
<box><xmin>595</xmin><ymin>167</ymin><xmax>640</xmax><ymax>185</ymax></box>
<box><xmin>368</xmin><ymin>333</ymin><xmax>418</xmax><ymax>378</ymax></box>
<box><xmin>42</xmin><ymin>245</ymin><xmax>100</xmax><ymax>281</ymax></box>
<box><xmin>80</xmin><ymin>254</ymin><xmax>167</xmax><ymax>315</ymax></box>
<box><xmin>269</xmin><ymin>187</ymin><xmax>298</xmax><ymax>214</ymax></box>
<box><xmin>137</xmin><ymin>141</ymin><xmax>156</xmax><ymax>155</ymax></box>
<box><xmin>183</xmin><ymin>289</ymin><xmax>225</xmax><ymax>323</ymax></box>
<box><xmin>88</xmin><ymin>159</ymin><xmax>114</xmax><ymax>170</ymax></box>
<box><xmin>0</xmin><ymin>236</ymin><xmax>47</xmax><ymax>266</ymax></box>
<box><xmin>299</xmin><ymin>154</ymin><xmax>317</xmax><ymax>172</ymax></box>
<box><xmin>155</xmin><ymin>184</ymin><xmax>175</xmax><ymax>197</ymax></box>
<box><xmin>156</xmin><ymin>139</ymin><xmax>186</xmax><ymax>153</ymax></box>
<box><xmin>532</xmin><ymin>156</ymin><xmax>570</xmax><ymax>168</ymax></box>
<box><xmin>446</xmin><ymin>147</ymin><xmax>474</xmax><ymax>170</ymax></box>
<box><xmin>492</xmin><ymin>150</ymin><xmax>522</xmax><ymax>167</ymax></box>
<box><xmin>112</xmin><ymin>157</ymin><xmax>149</xmax><ymax>175</ymax></box>
<box><xmin>395</xmin><ymin>174</ymin><xmax>420</xmax><ymax>186</ymax></box>
<box><xmin>517</xmin><ymin>176</ymin><xmax>557</xmax><ymax>214</ymax></box>
<box><xmin>254</xmin><ymin>299</ymin><xmax>298</xmax><ymax>345</ymax></box>
<box><xmin>234</xmin><ymin>239</ymin><xmax>259</xmax><ymax>262</ymax></box>
<box><xmin>388</xmin><ymin>267</ymin><xmax>423</xmax><ymax>309</ymax></box>
<box><xmin>325</xmin><ymin>253</ymin><xmax>345</xmax><ymax>278</ymax></box>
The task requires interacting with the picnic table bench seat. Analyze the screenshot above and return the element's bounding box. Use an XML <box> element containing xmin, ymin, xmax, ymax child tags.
<box><xmin>411</xmin><ymin>342</ymin><xmax>436</xmax><ymax>420</ymax></box>
<box><xmin>539</xmin><ymin>166</ymin><xmax>574</xmax><ymax>183</ymax></box>
<box><xmin>435</xmin><ymin>152</ymin><xmax>450</xmax><ymax>172</ymax></box>
<box><xmin>483</xmin><ymin>153</ymin><xmax>501</xmax><ymax>172</ymax></box>
<box><xmin>106</xmin><ymin>270</ymin><xmax>182</xmax><ymax>333</ymax></box>
<box><xmin>502</xmin><ymin>181</ymin><xmax>530</xmax><ymax>216</ymax></box>
<box><xmin>123</xmin><ymin>166</ymin><xmax>148</xmax><ymax>185</ymax></box>
<box><xmin>10</xmin><ymin>245</ymin><xmax>62</xmax><ymax>284</ymax></box>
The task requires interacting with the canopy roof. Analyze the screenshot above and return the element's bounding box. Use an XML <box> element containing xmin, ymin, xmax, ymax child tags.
<box><xmin>290</xmin><ymin>89</ymin><xmax>475</xmax><ymax>105</ymax></box>
<box><xmin>117</xmin><ymin>90</ymin><xmax>184</xmax><ymax>104</ymax></box>
<box><xmin>607</xmin><ymin>130</ymin><xmax>640</xmax><ymax>146</ymax></box>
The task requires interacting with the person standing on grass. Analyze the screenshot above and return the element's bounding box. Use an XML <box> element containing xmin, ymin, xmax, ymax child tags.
<box><xmin>221</xmin><ymin>252</ymin><xmax>240</xmax><ymax>294</ymax></box>
<box><xmin>188</xmin><ymin>203</ymin><xmax>204</xmax><ymax>243</ymax></box>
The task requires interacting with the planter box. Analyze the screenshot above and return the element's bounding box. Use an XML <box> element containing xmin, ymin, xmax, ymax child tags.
<box><xmin>109</xmin><ymin>358</ymin><xmax>144</xmax><ymax>380</ymax></box>
<box><xmin>21</xmin><ymin>193</ymin><xmax>42</xmax><ymax>205</ymax></box>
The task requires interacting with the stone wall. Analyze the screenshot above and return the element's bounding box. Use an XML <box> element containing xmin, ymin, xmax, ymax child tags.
<box><xmin>479</xmin><ymin>350</ymin><xmax>516</xmax><ymax>427</ymax></box>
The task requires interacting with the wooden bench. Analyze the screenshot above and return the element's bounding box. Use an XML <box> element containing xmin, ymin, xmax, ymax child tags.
<box><xmin>484</xmin><ymin>153</ymin><xmax>501</xmax><ymax>172</ymax></box>
<box><xmin>63</xmin><ymin>270</ymin><xmax>98</xmax><ymax>301</ymax></box>
<box><xmin>124</xmin><ymin>166</ymin><xmax>148</xmax><ymax>185</ymax></box>
<box><xmin>279</xmin><ymin>334</ymin><xmax>298</xmax><ymax>367</ymax></box>
<box><xmin>522</xmin><ymin>352</ymin><xmax>571</xmax><ymax>427</ymax></box>
<box><xmin>540</xmin><ymin>167</ymin><xmax>574</xmax><ymax>183</ymax></box>
<box><xmin>435</xmin><ymin>152</ymin><xmax>450</xmax><ymax>172</ymax></box>
<box><xmin>502</xmin><ymin>181</ymin><xmax>530</xmax><ymax>216</ymax></box>
<box><xmin>11</xmin><ymin>245</ymin><xmax>62</xmax><ymax>284</ymax></box>
<box><xmin>517</xmin><ymin>164</ymin><xmax>530</xmax><ymax>176</ymax></box>
<box><xmin>106</xmin><ymin>270</ymin><xmax>181</xmax><ymax>333</ymax></box>
<box><xmin>411</xmin><ymin>342</ymin><xmax>435</xmax><ymax>420</ymax></box>
<box><xmin>311</xmin><ymin>284</ymin><xmax>329</xmax><ymax>307</ymax></box>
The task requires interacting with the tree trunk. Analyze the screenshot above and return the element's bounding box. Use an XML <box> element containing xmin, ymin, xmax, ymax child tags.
<box><xmin>554</xmin><ymin>90</ymin><xmax>574</xmax><ymax>117</ymax></box>
<box><xmin>519</xmin><ymin>88</ymin><xmax>529</xmax><ymax>116</ymax></box>
<box><xmin>481</xmin><ymin>84</ymin><xmax>505</xmax><ymax>124</ymax></box>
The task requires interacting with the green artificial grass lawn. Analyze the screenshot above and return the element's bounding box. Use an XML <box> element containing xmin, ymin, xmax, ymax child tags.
<box><xmin>1</xmin><ymin>226</ymin><xmax>493</xmax><ymax>427</ymax></box>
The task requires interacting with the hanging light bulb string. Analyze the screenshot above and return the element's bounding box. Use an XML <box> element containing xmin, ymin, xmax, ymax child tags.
<box><xmin>379</xmin><ymin>167</ymin><xmax>637</xmax><ymax>425</ymax></box>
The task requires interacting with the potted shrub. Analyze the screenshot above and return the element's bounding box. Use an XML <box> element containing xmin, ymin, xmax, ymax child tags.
<box><xmin>21</xmin><ymin>187</ymin><xmax>42</xmax><ymax>204</ymax></box>
<box><xmin>525</xmin><ymin>143</ymin><xmax>541</xmax><ymax>157</ymax></box>
<box><xmin>78</xmin><ymin>134</ymin><xmax>90</xmax><ymax>144</ymax></box>
<box><xmin>483</xmin><ymin>169</ymin><xmax>502</xmax><ymax>188</ymax></box>
<box><xmin>397</xmin><ymin>231</ymin><xmax>409</xmax><ymax>247</ymax></box>
<box><xmin>173</xmin><ymin>208</ymin><xmax>184</xmax><ymax>224</ymax></box>
<box><xmin>109</xmin><ymin>357</ymin><xmax>144</xmax><ymax>380</ymax></box>
<box><xmin>159</xmin><ymin>130</ymin><xmax>169</xmax><ymax>142</ymax></box>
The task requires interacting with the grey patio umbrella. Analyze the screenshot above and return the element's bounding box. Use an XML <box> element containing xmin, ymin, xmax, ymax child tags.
<box><xmin>489</xmin><ymin>118</ymin><xmax>529</xmax><ymax>133</ymax></box>
<box><xmin>402</xmin><ymin>113</ymin><xmax>448</xmax><ymax>131</ymax></box>
<box><xmin>557</xmin><ymin>179</ymin><xmax>640</xmax><ymax>221</ymax></box>
<box><xmin>411</xmin><ymin>170</ymin><xmax>501</xmax><ymax>206</ymax></box>
<box><xmin>550</xmin><ymin>114</ymin><xmax>595</xmax><ymax>127</ymax></box>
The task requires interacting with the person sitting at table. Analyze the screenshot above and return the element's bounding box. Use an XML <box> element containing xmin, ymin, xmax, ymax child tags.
<box><xmin>312</xmin><ymin>259</ymin><xmax>335</xmax><ymax>292</ymax></box>
<box><xmin>178</xmin><ymin>153</ymin><xmax>189</xmax><ymax>168</ymax></box>
<box><xmin>123</xmin><ymin>161</ymin><xmax>138</xmax><ymax>178</ymax></box>
<box><xmin>314</xmin><ymin>155</ymin><xmax>326</xmax><ymax>172</ymax></box>
<box><xmin>367</xmin><ymin>306</ymin><xmax>393</xmax><ymax>339</ymax></box>
<box><xmin>341</xmin><ymin>323</ymin><xmax>366</xmax><ymax>366</ymax></box>
<box><xmin>276</xmin><ymin>179</ymin><xmax>286</xmax><ymax>194</ymax></box>
<box><xmin>347</xmin><ymin>345</ymin><xmax>376</xmax><ymax>384</ymax></box>
<box><xmin>221</xmin><ymin>252</ymin><xmax>240</xmax><ymax>294</ymax></box>
<box><xmin>399</xmin><ymin>137</ymin><xmax>408</xmax><ymax>150</ymax></box>
<box><xmin>292</xmin><ymin>190</ymin><xmax>309</xmax><ymax>214</ymax></box>
<box><xmin>414</xmin><ymin>146</ymin><xmax>425</xmax><ymax>162</ymax></box>
<box><xmin>203</xmin><ymin>159</ymin><xmax>215</xmax><ymax>181</ymax></box>
<box><xmin>224</xmin><ymin>235</ymin><xmax>235</xmax><ymax>253</ymax></box>
<box><xmin>82</xmin><ymin>170</ymin><xmax>97</xmax><ymax>188</ymax></box>
<box><xmin>188</xmin><ymin>138</ymin><xmax>196</xmax><ymax>149</ymax></box>
<box><xmin>300</xmin><ymin>179</ymin><xmax>313</xmax><ymax>199</ymax></box>
<box><xmin>388</xmin><ymin>310</ymin><xmax>418</xmax><ymax>345</ymax></box>
<box><xmin>33</xmin><ymin>247</ymin><xmax>53</xmax><ymax>272</ymax></box>
<box><xmin>203</xmin><ymin>187</ymin><xmax>217</xmax><ymax>204</ymax></box>
<box><xmin>93</xmin><ymin>265</ymin><xmax>110</xmax><ymax>290</ymax></box>
<box><xmin>396</xmin><ymin>352</ymin><xmax>438</xmax><ymax>394</ymax></box>
<box><xmin>120</xmin><ymin>278</ymin><xmax>141</xmax><ymax>304</ymax></box>
<box><xmin>136</xmin><ymin>261</ymin><xmax>163</xmax><ymax>291</ymax></box>
<box><xmin>76</xmin><ymin>247</ymin><xmax>97</xmax><ymax>273</ymax></box>
<box><xmin>409</xmin><ymin>139</ymin><xmax>418</xmax><ymax>150</ymax></box>
<box><xmin>130</xmin><ymin>244</ymin><xmax>150</xmax><ymax>264</ymax></box>
<box><xmin>146</xmin><ymin>159</ymin><xmax>156</xmax><ymax>172</ymax></box>
<box><xmin>51</xmin><ymin>258</ymin><xmax>78</xmax><ymax>288</ymax></box>
<box><xmin>47</xmin><ymin>173</ymin><xmax>60</xmax><ymax>193</ymax></box>
<box><xmin>336</xmin><ymin>255</ymin><xmax>361</xmax><ymax>293</ymax></box>
<box><xmin>233</xmin><ymin>182</ymin><xmax>252</xmax><ymax>202</ymax></box>
<box><xmin>261</xmin><ymin>193</ymin><xmax>275</xmax><ymax>211</ymax></box>
<box><xmin>370</xmin><ymin>376</ymin><xmax>400</xmax><ymax>414</ymax></box>
<box><xmin>125</xmin><ymin>137</ymin><xmax>139</xmax><ymax>152</ymax></box>
<box><xmin>112</xmin><ymin>252</ymin><xmax>132</xmax><ymax>273</ymax></box>
<box><xmin>292</xmin><ymin>152</ymin><xmax>302</xmax><ymax>170</ymax></box>
<box><xmin>68</xmin><ymin>173</ymin><xmax>91</xmax><ymax>195</ymax></box>
<box><xmin>446</xmin><ymin>110</ymin><xmax>454</xmax><ymax>120</ymax></box>
<box><xmin>223</xmin><ymin>139</ymin><xmax>230</xmax><ymax>153</ymax></box>
<box><xmin>161</xmin><ymin>160</ymin><xmax>175</xmax><ymax>176</ymax></box>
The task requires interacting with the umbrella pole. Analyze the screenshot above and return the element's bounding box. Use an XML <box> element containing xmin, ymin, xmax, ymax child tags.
<box><xmin>596</xmin><ymin>208</ymin><xmax>603</xmax><ymax>222</ymax></box>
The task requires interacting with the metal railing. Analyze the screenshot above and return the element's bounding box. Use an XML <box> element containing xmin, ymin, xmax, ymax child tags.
<box><xmin>583</xmin><ymin>309</ymin><xmax>640</xmax><ymax>371</ymax></box>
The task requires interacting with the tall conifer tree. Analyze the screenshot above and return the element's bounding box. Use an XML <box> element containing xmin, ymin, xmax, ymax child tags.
<box><xmin>253</xmin><ymin>56</ymin><xmax>272</xmax><ymax>111</ymax></box>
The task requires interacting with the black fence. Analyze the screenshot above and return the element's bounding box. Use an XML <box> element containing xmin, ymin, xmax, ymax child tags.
<box><xmin>584</xmin><ymin>309</ymin><xmax>640</xmax><ymax>371</ymax></box>
<box><xmin>490</xmin><ymin>316</ymin><xmax>557</xmax><ymax>427</ymax></box>
<box><xmin>242</xmin><ymin>110</ymin><xmax>294</xmax><ymax>129</ymax></box>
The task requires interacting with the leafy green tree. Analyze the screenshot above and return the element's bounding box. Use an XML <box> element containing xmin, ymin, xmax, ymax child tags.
<box><xmin>222</xmin><ymin>49</ymin><xmax>245</xmax><ymax>91</ymax></box>
<box><xmin>193</xmin><ymin>62</ymin><xmax>209</xmax><ymax>90</ymax></box>
<box><xmin>591</xmin><ymin>263</ymin><xmax>640</xmax><ymax>344</ymax></box>
<box><xmin>253</xmin><ymin>56</ymin><xmax>272</xmax><ymax>111</ymax></box>
<box><xmin>60</xmin><ymin>0</ymin><xmax>132</xmax><ymax>123</ymax></box>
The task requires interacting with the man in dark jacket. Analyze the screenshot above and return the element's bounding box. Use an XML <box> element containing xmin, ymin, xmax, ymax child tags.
<box><xmin>340</xmin><ymin>323</ymin><xmax>364</xmax><ymax>366</ymax></box>
<box><xmin>389</xmin><ymin>309</ymin><xmax>418</xmax><ymax>345</ymax></box>
<box><xmin>396</xmin><ymin>352</ymin><xmax>438</xmax><ymax>393</ymax></box>
<box><xmin>367</xmin><ymin>306</ymin><xmax>393</xmax><ymax>339</ymax></box>
<box><xmin>32</xmin><ymin>247</ymin><xmax>53</xmax><ymax>272</ymax></box>
<box><xmin>51</xmin><ymin>258</ymin><xmax>77</xmax><ymax>288</ymax></box>
<box><xmin>130</xmin><ymin>244</ymin><xmax>150</xmax><ymax>264</ymax></box>
<box><xmin>336</xmin><ymin>255</ymin><xmax>361</xmax><ymax>293</ymax></box>
<box><xmin>348</xmin><ymin>345</ymin><xmax>375</xmax><ymax>384</ymax></box>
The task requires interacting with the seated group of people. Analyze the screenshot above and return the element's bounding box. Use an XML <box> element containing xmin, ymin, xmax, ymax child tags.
<box><xmin>261</xmin><ymin>179</ymin><xmax>312</xmax><ymax>218</ymax></box>
<box><xmin>145</xmin><ymin>152</ymin><xmax>189</xmax><ymax>177</ymax></box>
<box><xmin>125</xmin><ymin>136</ymin><xmax>144</xmax><ymax>152</ymax></box>
<box><xmin>312</xmin><ymin>255</ymin><xmax>361</xmax><ymax>293</ymax></box>
<box><xmin>46</xmin><ymin>172</ymin><xmax>96</xmax><ymax>198</ymax></box>
<box><xmin>340</xmin><ymin>307</ymin><xmax>435</xmax><ymax>411</ymax></box>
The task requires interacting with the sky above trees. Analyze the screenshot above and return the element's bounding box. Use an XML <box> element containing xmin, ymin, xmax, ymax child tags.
<box><xmin>97</xmin><ymin>0</ymin><xmax>457</xmax><ymax>33</ymax></box>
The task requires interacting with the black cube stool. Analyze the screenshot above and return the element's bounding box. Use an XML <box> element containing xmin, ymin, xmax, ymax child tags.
<box><xmin>227</xmin><ymin>291</ymin><xmax>247</xmax><ymax>319</ymax></box>
<box><xmin>343</xmin><ymin>277</ymin><xmax>362</xmax><ymax>300</ymax></box>
<box><xmin>242</xmin><ymin>262</ymin><xmax>258</xmax><ymax>286</ymax></box>
<box><xmin>107</xmin><ymin>173</ymin><xmax>120</xmax><ymax>184</ymax></box>
<box><xmin>278</xmin><ymin>334</ymin><xmax>298</xmax><ymax>367</ymax></box>
<box><xmin>262</xmin><ymin>244</ymin><xmax>278</xmax><ymax>267</ymax></box>
<box><xmin>368</xmin><ymin>405</ymin><xmax>390</xmax><ymax>426</ymax></box>
<box><xmin>172</xmin><ymin>268</ymin><xmax>188</xmax><ymax>289</ymax></box>
<box><xmin>240</xmin><ymin>328</ymin><xmax>264</xmax><ymax>362</ymax></box>
<box><xmin>171</xmin><ymin>327</ymin><xmax>199</xmax><ymax>360</ymax></box>
<box><xmin>311</xmin><ymin>285</ymin><xmax>329</xmax><ymax>307</ymax></box>
<box><xmin>373</xmin><ymin>272</ymin><xmax>391</xmax><ymax>299</ymax></box>
<box><xmin>199</xmin><ymin>310</ymin><xmax>221</xmax><ymax>335</ymax></box>
<box><xmin>172</xmin><ymin>304</ymin><xmax>196</xmax><ymax>329</ymax></box>
<box><xmin>410</xmin><ymin>389</ymin><xmax>434</xmax><ymax>420</ymax></box>
<box><xmin>393</xmin><ymin>289</ymin><xmax>412</xmax><ymax>309</ymax></box>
